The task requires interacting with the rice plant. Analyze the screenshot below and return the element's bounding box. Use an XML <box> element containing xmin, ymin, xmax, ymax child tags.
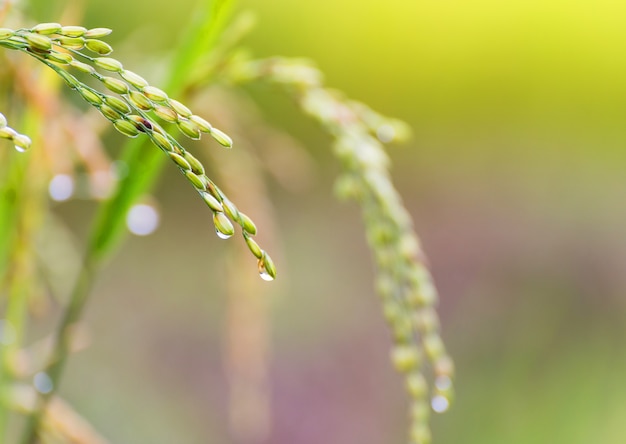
<box><xmin>0</xmin><ymin>1</ymin><xmax>452</xmax><ymax>443</ymax></box>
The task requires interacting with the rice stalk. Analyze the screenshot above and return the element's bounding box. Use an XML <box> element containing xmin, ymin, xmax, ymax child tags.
<box><xmin>231</xmin><ymin>56</ymin><xmax>454</xmax><ymax>444</ymax></box>
<box><xmin>0</xmin><ymin>8</ymin><xmax>277</xmax><ymax>443</ymax></box>
<box><xmin>0</xmin><ymin>25</ymin><xmax>273</xmax><ymax>273</ymax></box>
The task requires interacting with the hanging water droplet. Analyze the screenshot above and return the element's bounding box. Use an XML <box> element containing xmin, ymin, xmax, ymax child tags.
<box><xmin>215</xmin><ymin>229</ymin><xmax>232</xmax><ymax>240</ymax></box>
<box><xmin>259</xmin><ymin>268</ymin><xmax>274</xmax><ymax>281</ymax></box>
<box><xmin>258</xmin><ymin>259</ymin><xmax>274</xmax><ymax>281</ymax></box>
<box><xmin>13</xmin><ymin>134</ymin><xmax>31</xmax><ymax>152</ymax></box>
<box><xmin>431</xmin><ymin>394</ymin><xmax>450</xmax><ymax>413</ymax></box>
<box><xmin>213</xmin><ymin>212</ymin><xmax>234</xmax><ymax>239</ymax></box>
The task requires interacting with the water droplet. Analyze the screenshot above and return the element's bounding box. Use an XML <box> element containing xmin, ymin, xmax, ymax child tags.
<box><xmin>33</xmin><ymin>372</ymin><xmax>53</xmax><ymax>394</ymax></box>
<box><xmin>126</xmin><ymin>204</ymin><xmax>159</xmax><ymax>236</ymax></box>
<box><xmin>258</xmin><ymin>260</ymin><xmax>274</xmax><ymax>281</ymax></box>
<box><xmin>215</xmin><ymin>229</ymin><xmax>232</xmax><ymax>240</ymax></box>
<box><xmin>13</xmin><ymin>134</ymin><xmax>31</xmax><ymax>152</ymax></box>
<box><xmin>213</xmin><ymin>212</ymin><xmax>234</xmax><ymax>239</ymax></box>
<box><xmin>0</xmin><ymin>319</ymin><xmax>16</xmax><ymax>345</ymax></box>
<box><xmin>259</xmin><ymin>269</ymin><xmax>274</xmax><ymax>281</ymax></box>
<box><xmin>48</xmin><ymin>174</ymin><xmax>74</xmax><ymax>201</ymax></box>
<box><xmin>431</xmin><ymin>394</ymin><xmax>450</xmax><ymax>413</ymax></box>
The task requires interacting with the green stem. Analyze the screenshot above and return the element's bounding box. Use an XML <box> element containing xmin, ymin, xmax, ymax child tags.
<box><xmin>0</xmin><ymin>96</ymin><xmax>46</xmax><ymax>443</ymax></box>
<box><xmin>19</xmin><ymin>2</ymin><xmax>235</xmax><ymax>442</ymax></box>
<box><xmin>20</xmin><ymin>254</ymin><xmax>96</xmax><ymax>444</ymax></box>
<box><xmin>0</xmin><ymin>250</ymin><xmax>30</xmax><ymax>441</ymax></box>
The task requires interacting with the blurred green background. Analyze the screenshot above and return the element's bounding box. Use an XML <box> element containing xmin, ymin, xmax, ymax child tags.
<box><xmin>19</xmin><ymin>0</ymin><xmax>626</xmax><ymax>443</ymax></box>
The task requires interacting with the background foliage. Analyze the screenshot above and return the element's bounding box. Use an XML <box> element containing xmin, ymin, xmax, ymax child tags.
<box><xmin>3</xmin><ymin>0</ymin><xmax>626</xmax><ymax>443</ymax></box>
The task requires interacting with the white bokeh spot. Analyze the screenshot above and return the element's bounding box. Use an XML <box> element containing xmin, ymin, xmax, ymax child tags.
<box><xmin>48</xmin><ymin>174</ymin><xmax>74</xmax><ymax>201</ymax></box>
<box><xmin>126</xmin><ymin>204</ymin><xmax>160</xmax><ymax>236</ymax></box>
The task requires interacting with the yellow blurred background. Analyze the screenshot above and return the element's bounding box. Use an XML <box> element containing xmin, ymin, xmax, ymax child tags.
<box><xmin>16</xmin><ymin>0</ymin><xmax>626</xmax><ymax>442</ymax></box>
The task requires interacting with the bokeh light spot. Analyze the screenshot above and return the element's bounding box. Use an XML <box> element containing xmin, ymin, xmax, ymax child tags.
<box><xmin>126</xmin><ymin>204</ymin><xmax>160</xmax><ymax>236</ymax></box>
<box><xmin>431</xmin><ymin>395</ymin><xmax>450</xmax><ymax>413</ymax></box>
<box><xmin>33</xmin><ymin>372</ymin><xmax>53</xmax><ymax>394</ymax></box>
<box><xmin>48</xmin><ymin>174</ymin><xmax>74</xmax><ymax>201</ymax></box>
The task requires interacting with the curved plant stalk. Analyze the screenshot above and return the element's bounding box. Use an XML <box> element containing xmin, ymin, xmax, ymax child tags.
<box><xmin>0</xmin><ymin>25</ymin><xmax>271</xmax><ymax>265</ymax></box>
<box><xmin>0</xmin><ymin>128</ymin><xmax>28</xmax><ymax>287</ymax></box>
<box><xmin>10</xmin><ymin>384</ymin><xmax>108</xmax><ymax>443</ymax></box>
<box><xmin>0</xmin><ymin>6</ymin><xmax>276</xmax><ymax>443</ymax></box>
<box><xmin>230</xmin><ymin>57</ymin><xmax>454</xmax><ymax>444</ymax></box>
<box><xmin>0</xmin><ymin>8</ymin><xmax>453</xmax><ymax>444</ymax></box>
<box><xmin>87</xmin><ymin>0</ymin><xmax>238</xmax><ymax>264</ymax></box>
<box><xmin>0</xmin><ymin>61</ymin><xmax>57</xmax><ymax>441</ymax></box>
<box><xmin>0</xmin><ymin>173</ymin><xmax>40</xmax><ymax>440</ymax></box>
<box><xmin>0</xmin><ymin>52</ymin><xmax>106</xmax><ymax>439</ymax></box>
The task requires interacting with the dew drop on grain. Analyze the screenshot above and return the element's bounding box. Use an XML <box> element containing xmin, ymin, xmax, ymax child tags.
<box><xmin>215</xmin><ymin>229</ymin><xmax>232</xmax><ymax>240</ymax></box>
<box><xmin>258</xmin><ymin>261</ymin><xmax>274</xmax><ymax>281</ymax></box>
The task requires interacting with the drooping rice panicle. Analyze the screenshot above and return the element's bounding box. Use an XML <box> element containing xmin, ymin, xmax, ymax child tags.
<box><xmin>0</xmin><ymin>24</ymin><xmax>275</xmax><ymax>280</ymax></box>
<box><xmin>234</xmin><ymin>56</ymin><xmax>453</xmax><ymax>443</ymax></box>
